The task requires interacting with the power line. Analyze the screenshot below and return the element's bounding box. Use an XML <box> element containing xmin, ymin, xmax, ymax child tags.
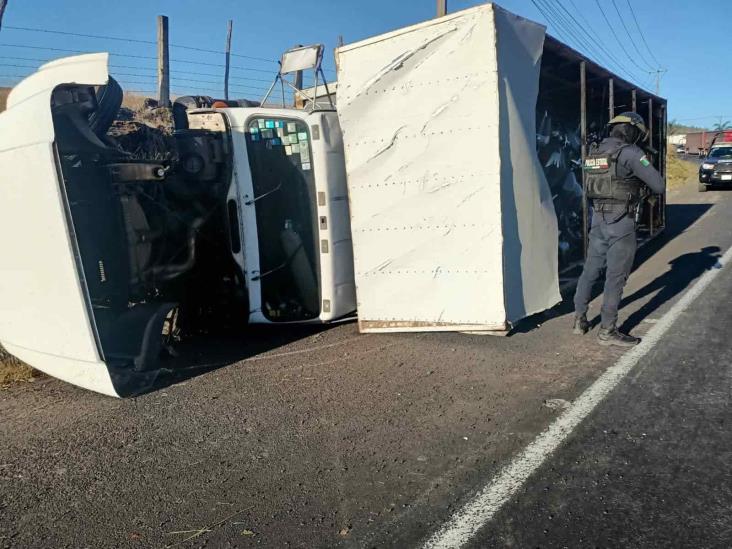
<box><xmin>5</xmin><ymin>25</ymin><xmax>157</xmax><ymax>45</ymax></box>
<box><xmin>0</xmin><ymin>62</ymin><xmax>36</xmax><ymax>70</ymax></box>
<box><xmin>533</xmin><ymin>0</ymin><xmax>639</xmax><ymax>83</ymax></box>
<box><xmin>550</xmin><ymin>0</ymin><xmax>641</xmax><ymax>82</ymax></box>
<box><xmin>531</xmin><ymin>0</ymin><xmax>575</xmax><ymax>48</ymax></box>
<box><xmin>625</xmin><ymin>0</ymin><xmax>661</xmax><ymax>67</ymax></box>
<box><xmin>542</xmin><ymin>0</ymin><xmax>630</xmax><ymax>79</ymax></box>
<box><xmin>0</xmin><ymin>42</ymin><xmax>280</xmax><ymax>73</ymax></box>
<box><xmin>0</xmin><ymin>57</ymin><xmax>275</xmax><ymax>87</ymax></box>
<box><xmin>610</xmin><ymin>0</ymin><xmax>655</xmax><ymax>70</ymax></box>
<box><xmin>593</xmin><ymin>0</ymin><xmax>650</xmax><ymax>75</ymax></box>
<box><xmin>0</xmin><ymin>66</ymin><xmax>271</xmax><ymax>92</ymax></box>
<box><xmin>674</xmin><ymin>114</ymin><xmax>732</xmax><ymax>122</ymax></box>
<box><xmin>0</xmin><ymin>42</ymin><xmax>158</xmax><ymax>60</ymax></box>
<box><xmin>111</xmin><ymin>63</ymin><xmax>274</xmax><ymax>84</ymax></box>
<box><xmin>4</xmin><ymin>24</ymin><xmax>279</xmax><ymax>64</ymax></box>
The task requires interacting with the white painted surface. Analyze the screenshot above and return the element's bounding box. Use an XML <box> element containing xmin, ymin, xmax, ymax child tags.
<box><xmin>421</xmin><ymin>244</ymin><xmax>732</xmax><ymax>549</ymax></box>
<box><xmin>336</xmin><ymin>4</ymin><xmax>559</xmax><ymax>331</ymax></box>
<box><xmin>0</xmin><ymin>53</ymin><xmax>118</xmax><ymax>396</ymax></box>
<box><xmin>219</xmin><ymin>107</ymin><xmax>356</xmax><ymax>324</ymax></box>
<box><xmin>494</xmin><ymin>7</ymin><xmax>561</xmax><ymax>321</ymax></box>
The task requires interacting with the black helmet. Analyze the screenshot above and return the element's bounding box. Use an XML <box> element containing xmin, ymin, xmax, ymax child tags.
<box><xmin>608</xmin><ymin>112</ymin><xmax>649</xmax><ymax>143</ymax></box>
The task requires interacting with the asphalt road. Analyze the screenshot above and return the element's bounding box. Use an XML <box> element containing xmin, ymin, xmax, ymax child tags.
<box><xmin>1</xmin><ymin>178</ymin><xmax>731</xmax><ymax>548</ymax></box>
<box><xmin>472</xmin><ymin>249</ymin><xmax>732</xmax><ymax>548</ymax></box>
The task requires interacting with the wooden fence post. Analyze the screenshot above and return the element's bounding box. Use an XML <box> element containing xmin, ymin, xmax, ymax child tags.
<box><xmin>157</xmin><ymin>15</ymin><xmax>170</xmax><ymax>107</ymax></box>
<box><xmin>224</xmin><ymin>20</ymin><xmax>233</xmax><ymax>100</ymax></box>
<box><xmin>436</xmin><ymin>0</ymin><xmax>447</xmax><ymax>17</ymax></box>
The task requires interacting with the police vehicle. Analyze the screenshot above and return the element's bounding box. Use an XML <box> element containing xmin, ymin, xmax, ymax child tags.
<box><xmin>699</xmin><ymin>143</ymin><xmax>732</xmax><ymax>192</ymax></box>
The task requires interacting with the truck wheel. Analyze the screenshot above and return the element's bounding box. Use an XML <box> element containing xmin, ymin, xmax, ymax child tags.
<box><xmin>698</xmin><ymin>182</ymin><xmax>708</xmax><ymax>192</ymax></box>
<box><xmin>89</xmin><ymin>77</ymin><xmax>124</xmax><ymax>138</ymax></box>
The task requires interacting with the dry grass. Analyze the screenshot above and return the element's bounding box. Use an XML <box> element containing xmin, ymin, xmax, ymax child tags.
<box><xmin>0</xmin><ymin>87</ymin><xmax>11</xmax><ymax>112</ymax></box>
<box><xmin>667</xmin><ymin>148</ymin><xmax>699</xmax><ymax>189</ymax></box>
<box><xmin>122</xmin><ymin>92</ymin><xmax>149</xmax><ymax>112</ymax></box>
<box><xmin>0</xmin><ymin>346</ymin><xmax>39</xmax><ymax>386</ymax></box>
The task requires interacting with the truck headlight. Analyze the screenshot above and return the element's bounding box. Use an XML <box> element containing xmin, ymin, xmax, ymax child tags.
<box><xmin>702</xmin><ymin>163</ymin><xmax>715</xmax><ymax>170</ymax></box>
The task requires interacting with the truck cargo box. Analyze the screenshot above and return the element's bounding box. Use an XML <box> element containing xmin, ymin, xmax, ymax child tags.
<box><xmin>336</xmin><ymin>4</ymin><xmax>561</xmax><ymax>332</ymax></box>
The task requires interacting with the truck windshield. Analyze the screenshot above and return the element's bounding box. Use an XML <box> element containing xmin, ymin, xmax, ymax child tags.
<box><xmin>710</xmin><ymin>147</ymin><xmax>732</xmax><ymax>158</ymax></box>
<box><xmin>245</xmin><ymin>117</ymin><xmax>320</xmax><ymax>322</ymax></box>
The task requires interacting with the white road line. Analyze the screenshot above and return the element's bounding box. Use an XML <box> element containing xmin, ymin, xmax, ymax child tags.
<box><xmin>422</xmin><ymin>244</ymin><xmax>732</xmax><ymax>549</ymax></box>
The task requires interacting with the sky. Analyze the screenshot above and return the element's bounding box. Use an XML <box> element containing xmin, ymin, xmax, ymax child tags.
<box><xmin>0</xmin><ymin>0</ymin><xmax>729</xmax><ymax>127</ymax></box>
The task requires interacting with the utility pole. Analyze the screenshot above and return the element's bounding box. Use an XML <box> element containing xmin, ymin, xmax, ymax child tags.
<box><xmin>437</xmin><ymin>0</ymin><xmax>447</xmax><ymax>17</ymax></box>
<box><xmin>648</xmin><ymin>68</ymin><xmax>667</xmax><ymax>96</ymax></box>
<box><xmin>0</xmin><ymin>0</ymin><xmax>9</xmax><ymax>30</ymax></box>
<box><xmin>224</xmin><ymin>20</ymin><xmax>233</xmax><ymax>100</ymax></box>
<box><xmin>157</xmin><ymin>15</ymin><xmax>170</xmax><ymax>107</ymax></box>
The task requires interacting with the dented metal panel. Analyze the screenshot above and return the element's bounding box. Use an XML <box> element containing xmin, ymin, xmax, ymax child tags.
<box><xmin>336</xmin><ymin>4</ymin><xmax>560</xmax><ymax>332</ymax></box>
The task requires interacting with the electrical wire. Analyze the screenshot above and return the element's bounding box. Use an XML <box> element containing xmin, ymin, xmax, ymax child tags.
<box><xmin>531</xmin><ymin>0</ymin><xmax>573</xmax><ymax>46</ymax></box>
<box><xmin>625</xmin><ymin>0</ymin><xmax>661</xmax><ymax>67</ymax></box>
<box><xmin>546</xmin><ymin>0</ymin><xmax>640</xmax><ymax>82</ymax></box>
<box><xmin>3</xmin><ymin>24</ymin><xmax>279</xmax><ymax>64</ymax></box>
<box><xmin>110</xmin><ymin>63</ymin><xmax>274</xmax><ymax>84</ymax></box>
<box><xmin>2</xmin><ymin>23</ymin><xmax>336</xmax><ymax>74</ymax></box>
<box><xmin>539</xmin><ymin>0</ymin><xmax>613</xmax><ymax>69</ymax></box>
<box><xmin>0</xmin><ymin>43</ymin><xmax>282</xmax><ymax>73</ymax></box>
<box><xmin>593</xmin><ymin>0</ymin><xmax>651</xmax><ymax>74</ymax></box>
<box><xmin>610</xmin><ymin>0</ymin><xmax>655</xmax><ymax>70</ymax></box>
<box><xmin>675</xmin><ymin>114</ymin><xmax>732</xmax><ymax>122</ymax></box>
<box><xmin>534</xmin><ymin>0</ymin><xmax>640</xmax><ymax>84</ymax></box>
<box><xmin>0</xmin><ymin>42</ymin><xmax>158</xmax><ymax>60</ymax></box>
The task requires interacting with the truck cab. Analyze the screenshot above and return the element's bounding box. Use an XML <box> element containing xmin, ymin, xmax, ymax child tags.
<box><xmin>0</xmin><ymin>53</ymin><xmax>355</xmax><ymax>396</ymax></box>
<box><xmin>188</xmin><ymin>107</ymin><xmax>355</xmax><ymax>325</ymax></box>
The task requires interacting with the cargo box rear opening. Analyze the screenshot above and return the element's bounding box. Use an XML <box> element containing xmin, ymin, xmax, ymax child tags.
<box><xmin>538</xmin><ymin>38</ymin><xmax>667</xmax><ymax>276</ymax></box>
<box><xmin>51</xmin><ymin>81</ymin><xmax>249</xmax><ymax>390</ymax></box>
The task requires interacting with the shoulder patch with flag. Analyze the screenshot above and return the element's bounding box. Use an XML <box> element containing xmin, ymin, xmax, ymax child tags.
<box><xmin>639</xmin><ymin>155</ymin><xmax>651</xmax><ymax>167</ymax></box>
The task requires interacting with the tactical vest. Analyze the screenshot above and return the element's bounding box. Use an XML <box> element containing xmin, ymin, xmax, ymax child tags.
<box><xmin>583</xmin><ymin>144</ymin><xmax>643</xmax><ymax>205</ymax></box>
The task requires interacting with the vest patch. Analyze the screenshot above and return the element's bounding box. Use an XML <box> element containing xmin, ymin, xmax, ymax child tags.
<box><xmin>584</xmin><ymin>157</ymin><xmax>609</xmax><ymax>170</ymax></box>
<box><xmin>639</xmin><ymin>155</ymin><xmax>650</xmax><ymax>167</ymax></box>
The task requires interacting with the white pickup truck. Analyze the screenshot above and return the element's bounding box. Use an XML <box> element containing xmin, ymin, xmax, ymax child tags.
<box><xmin>0</xmin><ymin>53</ymin><xmax>355</xmax><ymax>396</ymax></box>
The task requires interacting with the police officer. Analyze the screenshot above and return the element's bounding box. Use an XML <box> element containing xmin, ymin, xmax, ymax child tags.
<box><xmin>573</xmin><ymin>112</ymin><xmax>665</xmax><ymax>346</ymax></box>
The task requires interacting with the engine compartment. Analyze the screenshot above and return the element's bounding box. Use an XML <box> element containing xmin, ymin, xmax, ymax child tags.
<box><xmin>51</xmin><ymin>80</ymin><xmax>247</xmax><ymax>378</ymax></box>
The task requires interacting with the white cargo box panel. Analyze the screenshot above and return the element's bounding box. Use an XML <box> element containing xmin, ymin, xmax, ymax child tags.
<box><xmin>336</xmin><ymin>3</ymin><xmax>561</xmax><ymax>333</ymax></box>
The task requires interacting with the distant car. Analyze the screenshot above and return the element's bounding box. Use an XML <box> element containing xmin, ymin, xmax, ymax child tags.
<box><xmin>675</xmin><ymin>144</ymin><xmax>686</xmax><ymax>155</ymax></box>
<box><xmin>699</xmin><ymin>144</ymin><xmax>732</xmax><ymax>192</ymax></box>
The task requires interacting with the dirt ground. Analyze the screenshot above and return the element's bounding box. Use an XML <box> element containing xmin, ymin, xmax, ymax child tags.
<box><xmin>1</xmin><ymin>176</ymin><xmax>728</xmax><ymax>548</ymax></box>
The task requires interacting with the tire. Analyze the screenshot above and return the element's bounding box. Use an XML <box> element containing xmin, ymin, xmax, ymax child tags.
<box><xmin>89</xmin><ymin>76</ymin><xmax>124</xmax><ymax>138</ymax></box>
<box><xmin>172</xmin><ymin>95</ymin><xmax>214</xmax><ymax>130</ymax></box>
<box><xmin>698</xmin><ymin>182</ymin><xmax>708</xmax><ymax>192</ymax></box>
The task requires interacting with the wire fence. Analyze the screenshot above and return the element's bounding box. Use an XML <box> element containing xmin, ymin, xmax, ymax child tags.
<box><xmin>0</xmin><ymin>21</ymin><xmax>336</xmax><ymax>101</ymax></box>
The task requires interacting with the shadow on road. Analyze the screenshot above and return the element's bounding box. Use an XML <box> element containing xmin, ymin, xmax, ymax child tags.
<box><xmin>144</xmin><ymin>323</ymin><xmax>347</xmax><ymax>394</ymax></box>
<box><xmin>512</xmin><ymin>202</ymin><xmax>714</xmax><ymax>334</ymax></box>
<box><xmin>618</xmin><ymin>246</ymin><xmax>721</xmax><ymax>332</ymax></box>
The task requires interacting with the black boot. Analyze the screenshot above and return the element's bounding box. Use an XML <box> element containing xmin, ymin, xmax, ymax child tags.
<box><xmin>597</xmin><ymin>326</ymin><xmax>640</xmax><ymax>347</ymax></box>
<box><xmin>572</xmin><ymin>314</ymin><xmax>589</xmax><ymax>335</ymax></box>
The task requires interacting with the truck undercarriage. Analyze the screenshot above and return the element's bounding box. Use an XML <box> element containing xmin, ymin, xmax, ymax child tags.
<box><xmin>53</xmin><ymin>80</ymin><xmax>248</xmax><ymax>378</ymax></box>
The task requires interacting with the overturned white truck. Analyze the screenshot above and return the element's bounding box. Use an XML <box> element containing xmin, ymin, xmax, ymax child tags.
<box><xmin>0</xmin><ymin>54</ymin><xmax>355</xmax><ymax>396</ymax></box>
<box><xmin>0</xmin><ymin>3</ymin><xmax>666</xmax><ymax>396</ymax></box>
